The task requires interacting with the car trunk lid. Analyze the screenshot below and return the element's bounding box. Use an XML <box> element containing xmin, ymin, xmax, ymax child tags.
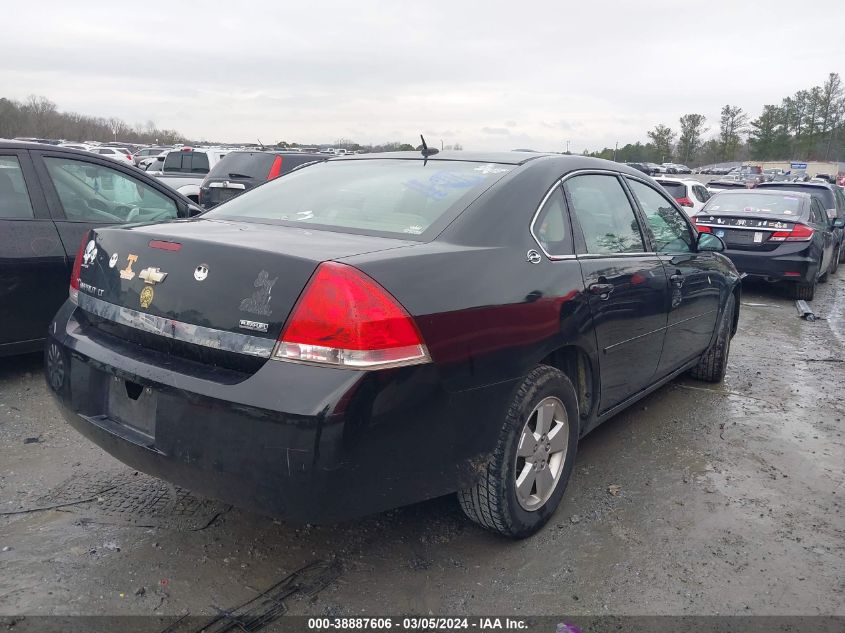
<box><xmin>75</xmin><ymin>218</ymin><xmax>416</xmax><ymax>366</ymax></box>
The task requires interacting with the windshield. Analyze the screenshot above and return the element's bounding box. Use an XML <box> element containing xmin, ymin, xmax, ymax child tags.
<box><xmin>658</xmin><ymin>182</ymin><xmax>686</xmax><ymax>198</ymax></box>
<box><xmin>758</xmin><ymin>184</ymin><xmax>834</xmax><ymax>210</ymax></box>
<box><xmin>207</xmin><ymin>152</ymin><xmax>275</xmax><ymax>179</ymax></box>
<box><xmin>206</xmin><ymin>159</ymin><xmax>513</xmax><ymax>238</ymax></box>
<box><xmin>704</xmin><ymin>192</ymin><xmax>804</xmax><ymax>216</ymax></box>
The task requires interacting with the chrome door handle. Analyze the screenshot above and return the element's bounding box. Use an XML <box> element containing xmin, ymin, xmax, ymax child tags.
<box><xmin>589</xmin><ymin>283</ymin><xmax>614</xmax><ymax>298</ymax></box>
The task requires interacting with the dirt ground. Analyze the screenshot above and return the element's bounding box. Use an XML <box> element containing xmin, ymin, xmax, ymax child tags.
<box><xmin>0</xmin><ymin>276</ymin><xmax>843</xmax><ymax>620</ymax></box>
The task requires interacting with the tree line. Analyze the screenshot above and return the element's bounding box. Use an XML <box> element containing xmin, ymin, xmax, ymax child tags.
<box><xmin>586</xmin><ymin>72</ymin><xmax>845</xmax><ymax>166</ymax></box>
<box><xmin>0</xmin><ymin>95</ymin><xmax>186</xmax><ymax>145</ymax></box>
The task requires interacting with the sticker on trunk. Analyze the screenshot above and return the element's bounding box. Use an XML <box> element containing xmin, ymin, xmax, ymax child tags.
<box><xmin>109</xmin><ymin>253</ymin><xmax>119</xmax><ymax>268</ymax></box>
<box><xmin>140</xmin><ymin>286</ymin><xmax>154</xmax><ymax>309</ymax></box>
<box><xmin>81</xmin><ymin>240</ymin><xmax>97</xmax><ymax>267</ymax></box>
<box><xmin>239</xmin><ymin>271</ymin><xmax>277</xmax><ymax>316</ymax></box>
<box><xmin>194</xmin><ymin>264</ymin><xmax>209</xmax><ymax>281</ymax></box>
<box><xmin>120</xmin><ymin>254</ymin><xmax>138</xmax><ymax>280</ymax></box>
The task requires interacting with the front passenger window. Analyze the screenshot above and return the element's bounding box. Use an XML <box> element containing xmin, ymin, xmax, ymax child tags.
<box><xmin>44</xmin><ymin>157</ymin><xmax>178</xmax><ymax>224</ymax></box>
<box><xmin>564</xmin><ymin>174</ymin><xmax>645</xmax><ymax>254</ymax></box>
<box><xmin>628</xmin><ymin>180</ymin><xmax>694</xmax><ymax>253</ymax></box>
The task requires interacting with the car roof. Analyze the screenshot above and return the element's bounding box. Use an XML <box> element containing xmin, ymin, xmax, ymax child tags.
<box><xmin>711</xmin><ymin>188</ymin><xmax>813</xmax><ymax>199</ymax></box>
<box><xmin>655</xmin><ymin>177</ymin><xmax>699</xmax><ymax>184</ymax></box>
<box><xmin>0</xmin><ymin>140</ymin><xmax>110</xmax><ymax>159</ymax></box>
<box><xmin>331</xmin><ymin>151</ymin><xmax>651</xmax><ymax>177</ymax></box>
<box><xmin>333</xmin><ymin>150</ymin><xmax>552</xmax><ymax>165</ymax></box>
<box><xmin>758</xmin><ymin>181</ymin><xmax>833</xmax><ymax>190</ymax></box>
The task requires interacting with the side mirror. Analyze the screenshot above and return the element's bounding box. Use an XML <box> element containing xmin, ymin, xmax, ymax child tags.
<box><xmin>833</xmin><ymin>218</ymin><xmax>845</xmax><ymax>229</ymax></box>
<box><xmin>697</xmin><ymin>232</ymin><xmax>725</xmax><ymax>252</ymax></box>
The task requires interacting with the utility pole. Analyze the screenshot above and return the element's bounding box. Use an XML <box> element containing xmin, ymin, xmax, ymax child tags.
<box><xmin>613</xmin><ymin>141</ymin><xmax>618</xmax><ymax>162</ymax></box>
<box><xmin>565</xmin><ymin>139</ymin><xmax>570</xmax><ymax>154</ymax></box>
<box><xmin>441</xmin><ymin>139</ymin><xmax>444</xmax><ymax>151</ymax></box>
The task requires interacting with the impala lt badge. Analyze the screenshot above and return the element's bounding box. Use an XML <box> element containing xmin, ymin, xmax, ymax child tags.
<box><xmin>139</xmin><ymin>267</ymin><xmax>168</xmax><ymax>285</ymax></box>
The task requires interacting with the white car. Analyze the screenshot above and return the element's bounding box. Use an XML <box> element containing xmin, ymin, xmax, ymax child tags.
<box><xmin>89</xmin><ymin>146</ymin><xmax>134</xmax><ymax>164</ymax></box>
<box><xmin>655</xmin><ymin>177</ymin><xmax>713</xmax><ymax>216</ymax></box>
<box><xmin>58</xmin><ymin>143</ymin><xmax>92</xmax><ymax>151</ymax></box>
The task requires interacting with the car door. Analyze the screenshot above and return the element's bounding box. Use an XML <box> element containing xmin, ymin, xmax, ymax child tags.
<box><xmin>564</xmin><ymin>172</ymin><xmax>671</xmax><ymax>412</ymax></box>
<box><xmin>626</xmin><ymin>177</ymin><xmax>723</xmax><ymax>375</ymax></box>
<box><xmin>809</xmin><ymin>198</ymin><xmax>833</xmax><ymax>275</ymax></box>
<box><xmin>0</xmin><ymin>149</ymin><xmax>68</xmax><ymax>353</ymax></box>
<box><xmin>30</xmin><ymin>150</ymin><xmax>183</xmax><ymax>274</ymax></box>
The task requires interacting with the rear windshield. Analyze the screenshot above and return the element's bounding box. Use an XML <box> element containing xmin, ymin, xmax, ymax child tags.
<box><xmin>206</xmin><ymin>159</ymin><xmax>513</xmax><ymax>238</ymax></box>
<box><xmin>208</xmin><ymin>152</ymin><xmax>275</xmax><ymax>179</ymax></box>
<box><xmin>657</xmin><ymin>182</ymin><xmax>686</xmax><ymax>197</ymax></box>
<box><xmin>704</xmin><ymin>192</ymin><xmax>804</xmax><ymax>216</ymax></box>
<box><xmin>758</xmin><ymin>184</ymin><xmax>834</xmax><ymax>210</ymax></box>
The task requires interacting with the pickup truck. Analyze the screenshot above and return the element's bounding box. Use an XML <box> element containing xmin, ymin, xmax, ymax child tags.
<box><xmin>147</xmin><ymin>147</ymin><xmax>229</xmax><ymax>203</ymax></box>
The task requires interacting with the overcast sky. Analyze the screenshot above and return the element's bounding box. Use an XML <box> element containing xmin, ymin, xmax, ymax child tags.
<box><xmin>2</xmin><ymin>1</ymin><xmax>842</xmax><ymax>151</ymax></box>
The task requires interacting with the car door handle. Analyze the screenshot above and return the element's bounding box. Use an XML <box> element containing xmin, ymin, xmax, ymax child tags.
<box><xmin>670</xmin><ymin>273</ymin><xmax>685</xmax><ymax>286</ymax></box>
<box><xmin>588</xmin><ymin>283</ymin><xmax>615</xmax><ymax>297</ymax></box>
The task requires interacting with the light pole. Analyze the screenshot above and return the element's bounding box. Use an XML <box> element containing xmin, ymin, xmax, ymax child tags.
<box><xmin>565</xmin><ymin>139</ymin><xmax>570</xmax><ymax>154</ymax></box>
<box><xmin>613</xmin><ymin>141</ymin><xmax>618</xmax><ymax>162</ymax></box>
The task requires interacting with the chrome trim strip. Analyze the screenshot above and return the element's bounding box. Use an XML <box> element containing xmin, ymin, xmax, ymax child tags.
<box><xmin>76</xmin><ymin>293</ymin><xmax>275</xmax><ymax>358</ymax></box>
<box><xmin>577</xmin><ymin>252</ymin><xmax>657</xmax><ymax>259</ymax></box>
<box><xmin>209</xmin><ymin>182</ymin><xmax>247</xmax><ymax>190</ymax></box>
<box><xmin>694</xmin><ymin>223</ymin><xmax>787</xmax><ymax>231</ymax></box>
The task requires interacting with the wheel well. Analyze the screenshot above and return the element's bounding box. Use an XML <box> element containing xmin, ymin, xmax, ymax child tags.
<box><xmin>539</xmin><ymin>346</ymin><xmax>594</xmax><ymax>422</ymax></box>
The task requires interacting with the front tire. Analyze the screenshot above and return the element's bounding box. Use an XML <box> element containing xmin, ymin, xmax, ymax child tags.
<box><xmin>457</xmin><ymin>365</ymin><xmax>579</xmax><ymax>538</ymax></box>
<box><xmin>689</xmin><ymin>294</ymin><xmax>735</xmax><ymax>383</ymax></box>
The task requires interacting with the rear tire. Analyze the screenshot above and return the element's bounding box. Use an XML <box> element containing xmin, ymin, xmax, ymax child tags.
<box><xmin>689</xmin><ymin>294</ymin><xmax>734</xmax><ymax>383</ymax></box>
<box><xmin>793</xmin><ymin>280</ymin><xmax>816</xmax><ymax>301</ymax></box>
<box><xmin>457</xmin><ymin>365</ymin><xmax>579</xmax><ymax>539</ymax></box>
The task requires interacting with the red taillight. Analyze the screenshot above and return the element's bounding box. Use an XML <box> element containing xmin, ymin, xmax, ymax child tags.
<box><xmin>693</xmin><ymin>217</ymin><xmax>711</xmax><ymax>232</ymax></box>
<box><xmin>69</xmin><ymin>233</ymin><xmax>89</xmax><ymax>303</ymax></box>
<box><xmin>275</xmin><ymin>262</ymin><xmax>430</xmax><ymax>369</ymax></box>
<box><xmin>126</xmin><ymin>154</ymin><xmax>133</xmax><ymax>161</ymax></box>
<box><xmin>676</xmin><ymin>196</ymin><xmax>694</xmax><ymax>207</ymax></box>
<box><xmin>770</xmin><ymin>224</ymin><xmax>814</xmax><ymax>242</ymax></box>
<box><xmin>267</xmin><ymin>155</ymin><xmax>283</xmax><ymax>180</ymax></box>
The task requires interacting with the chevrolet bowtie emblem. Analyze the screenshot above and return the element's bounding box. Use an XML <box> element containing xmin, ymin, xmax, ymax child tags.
<box><xmin>139</xmin><ymin>267</ymin><xmax>168</xmax><ymax>285</ymax></box>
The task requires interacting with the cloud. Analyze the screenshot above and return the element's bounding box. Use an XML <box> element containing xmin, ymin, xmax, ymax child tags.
<box><xmin>0</xmin><ymin>0</ymin><xmax>839</xmax><ymax>151</ymax></box>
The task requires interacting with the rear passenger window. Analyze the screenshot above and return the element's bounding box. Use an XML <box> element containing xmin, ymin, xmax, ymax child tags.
<box><xmin>628</xmin><ymin>180</ymin><xmax>694</xmax><ymax>253</ymax></box>
<box><xmin>532</xmin><ymin>186</ymin><xmax>571</xmax><ymax>256</ymax></box>
<box><xmin>565</xmin><ymin>175</ymin><xmax>645</xmax><ymax>254</ymax></box>
<box><xmin>190</xmin><ymin>153</ymin><xmax>209</xmax><ymax>174</ymax></box>
<box><xmin>0</xmin><ymin>156</ymin><xmax>35</xmax><ymax>219</ymax></box>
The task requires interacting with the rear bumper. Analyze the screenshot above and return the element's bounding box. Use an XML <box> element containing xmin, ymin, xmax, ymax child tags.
<box><xmin>45</xmin><ymin>302</ymin><xmax>517</xmax><ymax>522</ymax></box>
<box><xmin>723</xmin><ymin>243</ymin><xmax>817</xmax><ymax>283</ymax></box>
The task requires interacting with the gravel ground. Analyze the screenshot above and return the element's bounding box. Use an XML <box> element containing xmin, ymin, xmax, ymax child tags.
<box><xmin>0</xmin><ymin>275</ymin><xmax>843</xmax><ymax>619</ymax></box>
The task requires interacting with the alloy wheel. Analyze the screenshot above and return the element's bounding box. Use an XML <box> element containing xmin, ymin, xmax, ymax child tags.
<box><xmin>514</xmin><ymin>396</ymin><xmax>569</xmax><ymax>511</ymax></box>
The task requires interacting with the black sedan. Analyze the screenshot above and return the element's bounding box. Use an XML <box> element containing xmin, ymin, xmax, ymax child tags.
<box><xmin>694</xmin><ymin>189</ymin><xmax>842</xmax><ymax>300</ymax></box>
<box><xmin>0</xmin><ymin>141</ymin><xmax>202</xmax><ymax>357</ymax></box>
<box><xmin>45</xmin><ymin>152</ymin><xmax>740</xmax><ymax>537</ymax></box>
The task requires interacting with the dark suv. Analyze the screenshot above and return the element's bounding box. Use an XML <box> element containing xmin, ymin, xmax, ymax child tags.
<box><xmin>199</xmin><ymin>150</ymin><xmax>326</xmax><ymax>208</ymax></box>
